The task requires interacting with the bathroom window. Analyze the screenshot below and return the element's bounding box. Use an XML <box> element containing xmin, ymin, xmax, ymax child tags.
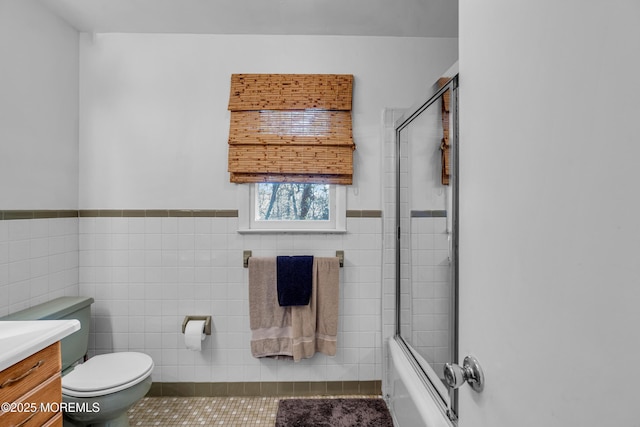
<box><xmin>238</xmin><ymin>183</ymin><xmax>346</xmax><ymax>233</ymax></box>
<box><xmin>229</xmin><ymin>74</ymin><xmax>352</xmax><ymax>233</ymax></box>
<box><xmin>256</xmin><ymin>183</ymin><xmax>330</xmax><ymax>221</ymax></box>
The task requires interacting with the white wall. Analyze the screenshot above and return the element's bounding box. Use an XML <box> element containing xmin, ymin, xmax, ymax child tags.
<box><xmin>0</xmin><ymin>0</ymin><xmax>79</xmax><ymax>209</ymax></box>
<box><xmin>79</xmin><ymin>34</ymin><xmax>458</xmax><ymax>210</ymax></box>
<box><xmin>0</xmin><ymin>0</ymin><xmax>79</xmax><ymax>315</ymax></box>
<box><xmin>459</xmin><ymin>1</ymin><xmax>640</xmax><ymax>425</ymax></box>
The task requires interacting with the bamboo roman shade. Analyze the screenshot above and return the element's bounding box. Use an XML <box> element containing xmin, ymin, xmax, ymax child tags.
<box><xmin>438</xmin><ymin>78</ymin><xmax>451</xmax><ymax>186</ymax></box>
<box><xmin>228</xmin><ymin>74</ymin><xmax>355</xmax><ymax>184</ymax></box>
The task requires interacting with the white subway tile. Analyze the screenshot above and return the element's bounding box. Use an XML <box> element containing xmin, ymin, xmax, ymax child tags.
<box><xmin>177</xmin><ymin>218</ymin><xmax>194</xmax><ymax>234</ymax></box>
<box><xmin>161</xmin><ymin>217</ymin><xmax>178</xmax><ymax>234</ymax></box>
<box><xmin>29</xmin><ymin>220</ymin><xmax>48</xmax><ymax>238</ymax></box>
<box><xmin>0</xmin><ymin>222</ymin><xmax>8</xmax><ymax>242</ymax></box>
<box><xmin>29</xmin><ymin>257</ymin><xmax>48</xmax><ymax>278</ymax></box>
<box><xmin>94</xmin><ymin>218</ymin><xmax>112</xmax><ymax>234</ymax></box>
<box><xmin>79</xmin><ymin>218</ymin><xmax>96</xmax><ymax>234</ymax></box>
<box><xmin>144</xmin><ymin>218</ymin><xmax>162</xmax><ymax>234</ymax></box>
<box><xmin>9</xmin><ymin>260</ymin><xmax>30</xmax><ymax>283</ymax></box>
<box><xmin>112</xmin><ymin>234</ymin><xmax>128</xmax><ymax>250</ymax></box>
<box><xmin>194</xmin><ymin>234</ymin><xmax>212</xmax><ymax>250</ymax></box>
<box><xmin>8</xmin><ymin>220</ymin><xmax>30</xmax><ymax>241</ymax></box>
<box><xmin>127</xmin><ymin>218</ymin><xmax>145</xmax><ymax>234</ymax></box>
<box><xmin>193</xmin><ymin>218</ymin><xmax>212</xmax><ymax>234</ymax></box>
<box><xmin>177</xmin><ymin>250</ymin><xmax>194</xmax><ymax>267</ymax></box>
<box><xmin>9</xmin><ymin>240</ymin><xmax>29</xmax><ymax>262</ymax></box>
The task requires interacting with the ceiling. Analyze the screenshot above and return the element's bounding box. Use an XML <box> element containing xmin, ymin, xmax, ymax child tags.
<box><xmin>38</xmin><ymin>0</ymin><xmax>458</xmax><ymax>38</ymax></box>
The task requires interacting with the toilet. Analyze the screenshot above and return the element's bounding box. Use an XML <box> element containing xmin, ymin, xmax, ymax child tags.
<box><xmin>2</xmin><ymin>297</ymin><xmax>153</xmax><ymax>427</ymax></box>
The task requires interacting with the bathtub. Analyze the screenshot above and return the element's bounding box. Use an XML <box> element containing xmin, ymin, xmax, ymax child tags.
<box><xmin>387</xmin><ymin>337</ymin><xmax>454</xmax><ymax>427</ymax></box>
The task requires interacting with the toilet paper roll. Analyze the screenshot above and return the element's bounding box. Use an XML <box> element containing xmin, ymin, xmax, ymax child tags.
<box><xmin>184</xmin><ymin>320</ymin><xmax>206</xmax><ymax>351</ymax></box>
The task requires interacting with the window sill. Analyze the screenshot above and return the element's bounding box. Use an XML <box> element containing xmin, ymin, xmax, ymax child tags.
<box><xmin>237</xmin><ymin>228</ymin><xmax>347</xmax><ymax>235</ymax></box>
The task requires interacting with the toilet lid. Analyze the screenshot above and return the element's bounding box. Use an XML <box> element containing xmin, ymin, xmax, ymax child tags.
<box><xmin>62</xmin><ymin>352</ymin><xmax>153</xmax><ymax>398</ymax></box>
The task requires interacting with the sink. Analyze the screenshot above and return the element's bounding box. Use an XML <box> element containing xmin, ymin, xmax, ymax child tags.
<box><xmin>0</xmin><ymin>320</ymin><xmax>80</xmax><ymax>371</ymax></box>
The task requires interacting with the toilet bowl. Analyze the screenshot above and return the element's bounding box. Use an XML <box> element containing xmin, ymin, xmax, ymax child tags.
<box><xmin>1</xmin><ymin>297</ymin><xmax>153</xmax><ymax>427</ymax></box>
<box><xmin>62</xmin><ymin>352</ymin><xmax>154</xmax><ymax>427</ymax></box>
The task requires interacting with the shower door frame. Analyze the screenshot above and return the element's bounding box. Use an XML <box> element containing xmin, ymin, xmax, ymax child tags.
<box><xmin>394</xmin><ymin>74</ymin><xmax>459</xmax><ymax>422</ymax></box>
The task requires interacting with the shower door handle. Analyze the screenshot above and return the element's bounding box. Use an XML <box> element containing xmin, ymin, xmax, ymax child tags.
<box><xmin>444</xmin><ymin>356</ymin><xmax>484</xmax><ymax>392</ymax></box>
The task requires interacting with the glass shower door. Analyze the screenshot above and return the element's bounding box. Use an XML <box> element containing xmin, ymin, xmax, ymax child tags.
<box><xmin>396</xmin><ymin>75</ymin><xmax>458</xmax><ymax>420</ymax></box>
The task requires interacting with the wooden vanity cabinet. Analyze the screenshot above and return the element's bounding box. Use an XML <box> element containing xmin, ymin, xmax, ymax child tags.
<box><xmin>0</xmin><ymin>342</ymin><xmax>63</xmax><ymax>427</ymax></box>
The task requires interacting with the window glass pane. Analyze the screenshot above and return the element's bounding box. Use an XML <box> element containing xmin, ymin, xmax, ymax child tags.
<box><xmin>256</xmin><ymin>183</ymin><xmax>330</xmax><ymax>221</ymax></box>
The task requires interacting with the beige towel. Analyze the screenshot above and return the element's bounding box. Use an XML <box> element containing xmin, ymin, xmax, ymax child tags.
<box><xmin>291</xmin><ymin>257</ymin><xmax>340</xmax><ymax>361</ymax></box>
<box><xmin>248</xmin><ymin>257</ymin><xmax>293</xmax><ymax>359</ymax></box>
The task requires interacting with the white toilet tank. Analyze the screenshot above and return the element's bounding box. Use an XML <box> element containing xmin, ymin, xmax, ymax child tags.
<box><xmin>2</xmin><ymin>297</ymin><xmax>94</xmax><ymax>372</ymax></box>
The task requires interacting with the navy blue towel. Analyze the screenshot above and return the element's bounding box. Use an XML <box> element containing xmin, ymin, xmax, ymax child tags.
<box><xmin>277</xmin><ymin>256</ymin><xmax>314</xmax><ymax>306</ymax></box>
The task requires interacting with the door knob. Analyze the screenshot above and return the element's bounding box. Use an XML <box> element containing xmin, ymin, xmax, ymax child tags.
<box><xmin>443</xmin><ymin>355</ymin><xmax>484</xmax><ymax>392</ymax></box>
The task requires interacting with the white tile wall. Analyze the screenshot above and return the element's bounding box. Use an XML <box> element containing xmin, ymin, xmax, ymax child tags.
<box><xmin>0</xmin><ymin>218</ymin><xmax>79</xmax><ymax>317</ymax></box>
<box><xmin>381</xmin><ymin>108</ymin><xmax>404</xmax><ymax>395</ymax></box>
<box><xmin>79</xmin><ymin>215</ymin><xmax>383</xmax><ymax>383</ymax></box>
<box><xmin>410</xmin><ymin>216</ymin><xmax>451</xmax><ymax>376</ymax></box>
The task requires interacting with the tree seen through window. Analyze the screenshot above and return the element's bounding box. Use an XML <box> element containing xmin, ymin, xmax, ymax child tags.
<box><xmin>256</xmin><ymin>183</ymin><xmax>330</xmax><ymax>221</ymax></box>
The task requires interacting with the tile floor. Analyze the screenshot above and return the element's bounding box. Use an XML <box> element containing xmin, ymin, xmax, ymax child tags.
<box><xmin>128</xmin><ymin>396</ymin><xmax>278</xmax><ymax>426</ymax></box>
<box><xmin>128</xmin><ymin>395</ymin><xmax>382</xmax><ymax>426</ymax></box>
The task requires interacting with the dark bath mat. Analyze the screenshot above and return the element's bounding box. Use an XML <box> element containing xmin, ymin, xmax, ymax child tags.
<box><xmin>275</xmin><ymin>398</ymin><xmax>394</xmax><ymax>427</ymax></box>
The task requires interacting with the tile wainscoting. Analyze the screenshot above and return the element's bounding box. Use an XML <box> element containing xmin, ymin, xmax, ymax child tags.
<box><xmin>2</xmin><ymin>209</ymin><xmax>384</xmax><ymax>388</ymax></box>
<box><xmin>77</xmin><ymin>210</ymin><xmax>383</xmax><ymax>386</ymax></box>
<box><xmin>0</xmin><ymin>215</ymin><xmax>79</xmax><ymax>317</ymax></box>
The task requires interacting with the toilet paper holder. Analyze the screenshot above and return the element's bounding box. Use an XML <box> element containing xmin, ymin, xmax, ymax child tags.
<box><xmin>182</xmin><ymin>316</ymin><xmax>212</xmax><ymax>335</ymax></box>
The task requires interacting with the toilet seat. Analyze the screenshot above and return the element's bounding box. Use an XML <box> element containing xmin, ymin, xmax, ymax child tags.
<box><xmin>62</xmin><ymin>352</ymin><xmax>154</xmax><ymax>398</ymax></box>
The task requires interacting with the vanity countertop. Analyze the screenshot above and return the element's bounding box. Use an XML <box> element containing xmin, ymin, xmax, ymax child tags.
<box><xmin>0</xmin><ymin>320</ymin><xmax>80</xmax><ymax>371</ymax></box>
